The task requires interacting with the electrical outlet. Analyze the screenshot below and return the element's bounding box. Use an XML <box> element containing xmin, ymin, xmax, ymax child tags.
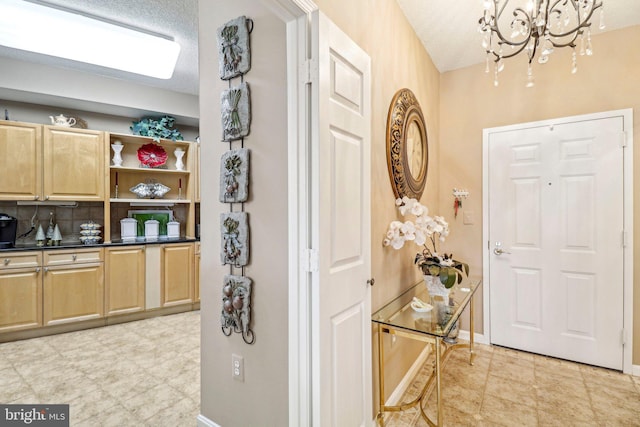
<box><xmin>232</xmin><ymin>354</ymin><xmax>244</xmax><ymax>382</ymax></box>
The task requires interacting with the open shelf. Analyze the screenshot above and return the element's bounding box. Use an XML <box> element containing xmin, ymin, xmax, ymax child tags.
<box><xmin>110</xmin><ymin>166</ymin><xmax>190</xmax><ymax>174</ymax></box>
<box><xmin>110</xmin><ymin>198</ymin><xmax>191</xmax><ymax>204</ymax></box>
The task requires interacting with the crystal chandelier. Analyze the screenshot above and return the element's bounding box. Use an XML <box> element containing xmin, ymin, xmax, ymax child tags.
<box><xmin>478</xmin><ymin>0</ymin><xmax>605</xmax><ymax>87</ymax></box>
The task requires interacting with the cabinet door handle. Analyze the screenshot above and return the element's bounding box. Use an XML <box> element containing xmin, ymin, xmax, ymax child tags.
<box><xmin>72</xmin><ymin>254</ymin><xmax>77</xmax><ymax>261</ymax></box>
<box><xmin>35</xmin><ymin>267</ymin><xmax>41</xmax><ymax>273</ymax></box>
<box><xmin>44</xmin><ymin>195</ymin><xmax>50</xmax><ymax>200</ymax></box>
<box><xmin>34</xmin><ymin>195</ymin><xmax>39</xmax><ymax>200</ymax></box>
<box><xmin>44</xmin><ymin>267</ymin><xmax>49</xmax><ymax>273</ymax></box>
<box><xmin>3</xmin><ymin>258</ymin><xmax>9</xmax><ymax>265</ymax></box>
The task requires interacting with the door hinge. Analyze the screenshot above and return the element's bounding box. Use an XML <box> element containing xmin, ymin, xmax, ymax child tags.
<box><xmin>301</xmin><ymin>248</ymin><xmax>319</xmax><ymax>273</ymax></box>
<box><xmin>622</xmin><ymin>231</ymin><xmax>628</xmax><ymax>248</ymax></box>
<box><xmin>620</xmin><ymin>132</ymin><xmax>627</xmax><ymax>148</ymax></box>
<box><xmin>621</xmin><ymin>328</ymin><xmax>627</xmax><ymax>346</ymax></box>
<box><xmin>299</xmin><ymin>58</ymin><xmax>317</xmax><ymax>85</ymax></box>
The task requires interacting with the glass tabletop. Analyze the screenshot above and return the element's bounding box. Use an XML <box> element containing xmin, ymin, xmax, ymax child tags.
<box><xmin>372</xmin><ymin>276</ymin><xmax>481</xmax><ymax>338</ymax></box>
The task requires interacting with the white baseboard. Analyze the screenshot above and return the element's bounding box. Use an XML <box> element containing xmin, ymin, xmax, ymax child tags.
<box><xmin>633</xmin><ymin>365</ymin><xmax>640</xmax><ymax>377</ymax></box>
<box><xmin>385</xmin><ymin>345</ymin><xmax>431</xmax><ymax>406</ymax></box>
<box><xmin>458</xmin><ymin>330</ymin><xmax>489</xmax><ymax>345</ymax></box>
<box><xmin>197</xmin><ymin>414</ymin><xmax>221</xmax><ymax>427</ymax></box>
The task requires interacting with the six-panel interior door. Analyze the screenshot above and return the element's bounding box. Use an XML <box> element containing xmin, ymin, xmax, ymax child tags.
<box><xmin>488</xmin><ymin>115</ymin><xmax>625</xmax><ymax>370</ymax></box>
<box><xmin>312</xmin><ymin>11</ymin><xmax>372</xmax><ymax>426</ymax></box>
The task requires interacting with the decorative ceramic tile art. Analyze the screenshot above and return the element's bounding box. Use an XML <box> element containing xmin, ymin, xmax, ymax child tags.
<box><xmin>217</xmin><ymin>15</ymin><xmax>251</xmax><ymax>80</ymax></box>
<box><xmin>221</xmin><ymin>82</ymin><xmax>251</xmax><ymax>141</ymax></box>
<box><xmin>219</xmin><ymin>148</ymin><xmax>249</xmax><ymax>203</ymax></box>
<box><xmin>220</xmin><ymin>212</ymin><xmax>249</xmax><ymax>266</ymax></box>
<box><xmin>221</xmin><ymin>275</ymin><xmax>254</xmax><ymax>344</ymax></box>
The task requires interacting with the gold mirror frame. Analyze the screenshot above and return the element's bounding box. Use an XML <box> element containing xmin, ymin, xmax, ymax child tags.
<box><xmin>386</xmin><ymin>88</ymin><xmax>428</xmax><ymax>200</ymax></box>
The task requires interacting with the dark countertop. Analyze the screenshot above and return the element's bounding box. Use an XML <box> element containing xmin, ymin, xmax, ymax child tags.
<box><xmin>1</xmin><ymin>237</ymin><xmax>199</xmax><ymax>252</ymax></box>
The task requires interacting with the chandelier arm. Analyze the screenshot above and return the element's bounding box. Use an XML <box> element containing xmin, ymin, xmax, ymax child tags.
<box><xmin>496</xmin><ymin>0</ymin><xmax>509</xmax><ymax>20</ymax></box>
<box><xmin>549</xmin><ymin>33</ymin><xmax>578</xmax><ymax>49</ymax></box>
<box><xmin>548</xmin><ymin>1</ymin><xmax>601</xmax><ymax>38</ymax></box>
<box><xmin>490</xmin><ymin>7</ymin><xmax>532</xmax><ymax>47</ymax></box>
<box><xmin>489</xmin><ymin>39</ymin><xmax>531</xmax><ymax>61</ymax></box>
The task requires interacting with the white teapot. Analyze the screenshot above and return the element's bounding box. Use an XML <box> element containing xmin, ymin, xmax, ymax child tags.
<box><xmin>49</xmin><ymin>114</ymin><xmax>76</xmax><ymax>127</ymax></box>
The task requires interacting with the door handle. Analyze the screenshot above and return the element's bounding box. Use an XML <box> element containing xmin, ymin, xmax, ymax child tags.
<box><xmin>367</xmin><ymin>278</ymin><xmax>375</xmax><ymax>287</ymax></box>
<box><xmin>493</xmin><ymin>248</ymin><xmax>511</xmax><ymax>255</ymax></box>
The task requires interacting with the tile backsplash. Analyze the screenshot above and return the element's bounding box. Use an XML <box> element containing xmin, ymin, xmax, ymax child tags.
<box><xmin>0</xmin><ymin>202</ymin><xmax>104</xmax><ymax>245</ymax></box>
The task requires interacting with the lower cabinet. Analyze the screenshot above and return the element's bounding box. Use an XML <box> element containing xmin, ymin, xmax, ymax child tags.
<box><xmin>161</xmin><ymin>243</ymin><xmax>194</xmax><ymax>307</ymax></box>
<box><xmin>0</xmin><ymin>241</ymin><xmax>198</xmax><ymax>339</ymax></box>
<box><xmin>43</xmin><ymin>249</ymin><xmax>104</xmax><ymax>326</ymax></box>
<box><xmin>105</xmin><ymin>246</ymin><xmax>145</xmax><ymax>316</ymax></box>
<box><xmin>0</xmin><ymin>265</ymin><xmax>43</xmax><ymax>333</ymax></box>
<box><xmin>194</xmin><ymin>242</ymin><xmax>200</xmax><ymax>303</ymax></box>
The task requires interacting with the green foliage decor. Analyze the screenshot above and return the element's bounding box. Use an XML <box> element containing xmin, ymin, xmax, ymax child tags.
<box><xmin>131</xmin><ymin>115</ymin><xmax>184</xmax><ymax>142</ymax></box>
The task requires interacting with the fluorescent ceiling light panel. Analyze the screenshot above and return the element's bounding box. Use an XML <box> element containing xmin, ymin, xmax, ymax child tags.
<box><xmin>0</xmin><ymin>0</ymin><xmax>181</xmax><ymax>79</ymax></box>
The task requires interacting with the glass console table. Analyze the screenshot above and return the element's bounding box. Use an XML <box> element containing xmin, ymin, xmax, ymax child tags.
<box><xmin>372</xmin><ymin>277</ymin><xmax>482</xmax><ymax>426</ymax></box>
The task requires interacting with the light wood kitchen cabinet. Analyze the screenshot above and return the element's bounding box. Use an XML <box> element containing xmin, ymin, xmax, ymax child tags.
<box><xmin>194</xmin><ymin>242</ymin><xmax>200</xmax><ymax>302</ymax></box>
<box><xmin>43</xmin><ymin>126</ymin><xmax>105</xmax><ymax>201</ymax></box>
<box><xmin>0</xmin><ymin>121</ymin><xmax>42</xmax><ymax>201</ymax></box>
<box><xmin>105</xmin><ymin>246</ymin><xmax>145</xmax><ymax>316</ymax></box>
<box><xmin>43</xmin><ymin>248</ymin><xmax>104</xmax><ymax>326</ymax></box>
<box><xmin>161</xmin><ymin>242</ymin><xmax>194</xmax><ymax>307</ymax></box>
<box><xmin>0</xmin><ymin>122</ymin><xmax>105</xmax><ymax>201</ymax></box>
<box><xmin>0</xmin><ymin>251</ymin><xmax>43</xmax><ymax>333</ymax></box>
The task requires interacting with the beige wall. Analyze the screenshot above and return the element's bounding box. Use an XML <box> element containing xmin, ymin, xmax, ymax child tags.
<box><xmin>440</xmin><ymin>26</ymin><xmax>640</xmax><ymax>364</ymax></box>
<box><xmin>315</xmin><ymin>0</ymin><xmax>443</xmax><ymax>407</ymax></box>
<box><xmin>199</xmin><ymin>2</ymin><xmax>290</xmax><ymax>425</ymax></box>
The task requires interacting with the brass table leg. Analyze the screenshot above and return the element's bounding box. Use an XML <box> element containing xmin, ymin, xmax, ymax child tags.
<box><xmin>469</xmin><ymin>291</ymin><xmax>475</xmax><ymax>365</ymax></box>
<box><xmin>377</xmin><ymin>323</ymin><xmax>385</xmax><ymax>426</ymax></box>
<box><xmin>435</xmin><ymin>338</ymin><xmax>442</xmax><ymax>426</ymax></box>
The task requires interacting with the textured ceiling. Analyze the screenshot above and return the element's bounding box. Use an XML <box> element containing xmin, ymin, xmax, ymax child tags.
<box><xmin>1</xmin><ymin>1</ymin><xmax>638</xmax><ymax>95</ymax></box>
<box><xmin>397</xmin><ymin>0</ymin><xmax>640</xmax><ymax>73</ymax></box>
<box><xmin>0</xmin><ymin>0</ymin><xmax>199</xmax><ymax>95</ymax></box>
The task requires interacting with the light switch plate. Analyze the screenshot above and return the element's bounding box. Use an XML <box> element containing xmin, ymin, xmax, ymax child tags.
<box><xmin>463</xmin><ymin>211</ymin><xmax>474</xmax><ymax>225</ymax></box>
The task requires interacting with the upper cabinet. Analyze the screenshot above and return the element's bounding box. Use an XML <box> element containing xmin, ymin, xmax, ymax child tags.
<box><xmin>0</xmin><ymin>121</ymin><xmax>42</xmax><ymax>201</ymax></box>
<box><xmin>43</xmin><ymin>126</ymin><xmax>105</xmax><ymax>201</ymax></box>
<box><xmin>0</xmin><ymin>121</ymin><xmax>105</xmax><ymax>201</ymax></box>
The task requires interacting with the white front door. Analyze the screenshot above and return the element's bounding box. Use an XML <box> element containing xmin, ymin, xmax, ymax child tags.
<box><xmin>486</xmin><ymin>112</ymin><xmax>628</xmax><ymax>370</ymax></box>
<box><xmin>311</xmin><ymin>11</ymin><xmax>372</xmax><ymax>426</ymax></box>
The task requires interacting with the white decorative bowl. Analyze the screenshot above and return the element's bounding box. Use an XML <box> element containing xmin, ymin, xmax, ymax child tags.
<box><xmin>79</xmin><ymin>235</ymin><xmax>102</xmax><ymax>245</ymax></box>
<box><xmin>80</xmin><ymin>222</ymin><xmax>102</xmax><ymax>230</ymax></box>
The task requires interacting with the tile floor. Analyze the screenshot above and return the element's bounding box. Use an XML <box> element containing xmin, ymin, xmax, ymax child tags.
<box><xmin>382</xmin><ymin>342</ymin><xmax>640</xmax><ymax>427</ymax></box>
<box><xmin>2</xmin><ymin>312</ymin><xmax>639</xmax><ymax>426</ymax></box>
<box><xmin>0</xmin><ymin>311</ymin><xmax>200</xmax><ymax>426</ymax></box>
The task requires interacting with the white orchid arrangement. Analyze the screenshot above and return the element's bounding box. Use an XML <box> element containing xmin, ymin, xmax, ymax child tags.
<box><xmin>383</xmin><ymin>197</ymin><xmax>469</xmax><ymax>289</ymax></box>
